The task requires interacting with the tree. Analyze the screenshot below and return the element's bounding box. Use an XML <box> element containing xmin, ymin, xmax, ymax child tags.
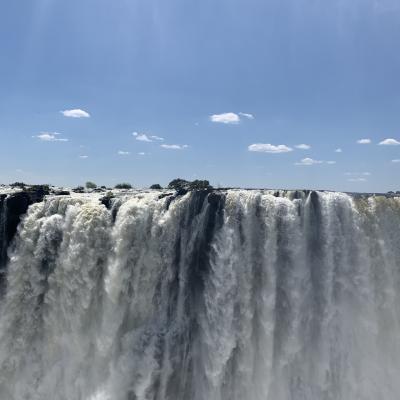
<box><xmin>115</xmin><ymin>183</ymin><xmax>132</xmax><ymax>189</ymax></box>
<box><xmin>85</xmin><ymin>181</ymin><xmax>97</xmax><ymax>189</ymax></box>
<box><xmin>150</xmin><ymin>184</ymin><xmax>162</xmax><ymax>189</ymax></box>
<box><xmin>188</xmin><ymin>180</ymin><xmax>212</xmax><ymax>190</ymax></box>
<box><xmin>167</xmin><ymin>178</ymin><xmax>189</xmax><ymax>190</ymax></box>
<box><xmin>10</xmin><ymin>182</ymin><xmax>26</xmax><ymax>188</ymax></box>
<box><xmin>167</xmin><ymin>178</ymin><xmax>213</xmax><ymax>192</ymax></box>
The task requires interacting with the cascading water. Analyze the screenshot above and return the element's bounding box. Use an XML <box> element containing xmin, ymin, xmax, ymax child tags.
<box><xmin>0</xmin><ymin>189</ymin><xmax>399</xmax><ymax>400</ymax></box>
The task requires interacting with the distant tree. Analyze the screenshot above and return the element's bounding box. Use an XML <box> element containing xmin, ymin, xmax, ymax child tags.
<box><xmin>167</xmin><ymin>178</ymin><xmax>190</xmax><ymax>190</ymax></box>
<box><xmin>168</xmin><ymin>178</ymin><xmax>213</xmax><ymax>191</ymax></box>
<box><xmin>10</xmin><ymin>182</ymin><xmax>26</xmax><ymax>188</ymax></box>
<box><xmin>188</xmin><ymin>180</ymin><xmax>212</xmax><ymax>190</ymax></box>
<box><xmin>115</xmin><ymin>183</ymin><xmax>132</xmax><ymax>189</ymax></box>
<box><xmin>150</xmin><ymin>184</ymin><xmax>163</xmax><ymax>189</ymax></box>
<box><xmin>85</xmin><ymin>181</ymin><xmax>97</xmax><ymax>189</ymax></box>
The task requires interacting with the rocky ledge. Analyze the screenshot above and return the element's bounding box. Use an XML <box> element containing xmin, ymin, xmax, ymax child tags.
<box><xmin>0</xmin><ymin>188</ymin><xmax>48</xmax><ymax>268</ymax></box>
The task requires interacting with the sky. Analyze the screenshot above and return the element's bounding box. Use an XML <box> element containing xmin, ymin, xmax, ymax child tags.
<box><xmin>1</xmin><ymin>0</ymin><xmax>400</xmax><ymax>192</ymax></box>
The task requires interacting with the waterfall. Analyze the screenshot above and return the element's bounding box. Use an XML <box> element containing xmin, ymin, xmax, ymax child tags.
<box><xmin>0</xmin><ymin>189</ymin><xmax>399</xmax><ymax>400</ymax></box>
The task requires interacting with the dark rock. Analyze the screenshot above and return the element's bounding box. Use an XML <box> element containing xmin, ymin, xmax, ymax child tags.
<box><xmin>4</xmin><ymin>191</ymin><xmax>46</xmax><ymax>244</ymax></box>
<box><xmin>208</xmin><ymin>192</ymin><xmax>222</xmax><ymax>205</ymax></box>
<box><xmin>0</xmin><ymin>190</ymin><xmax>47</xmax><ymax>291</ymax></box>
<box><xmin>100</xmin><ymin>194</ymin><xmax>114</xmax><ymax>210</ymax></box>
<box><xmin>158</xmin><ymin>192</ymin><xmax>174</xmax><ymax>200</ymax></box>
<box><xmin>53</xmin><ymin>190</ymin><xmax>70</xmax><ymax>196</ymax></box>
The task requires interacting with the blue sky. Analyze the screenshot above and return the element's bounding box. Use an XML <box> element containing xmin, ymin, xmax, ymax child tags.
<box><xmin>1</xmin><ymin>0</ymin><xmax>400</xmax><ymax>191</ymax></box>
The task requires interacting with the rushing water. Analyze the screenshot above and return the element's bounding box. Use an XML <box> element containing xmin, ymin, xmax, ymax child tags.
<box><xmin>0</xmin><ymin>189</ymin><xmax>399</xmax><ymax>400</ymax></box>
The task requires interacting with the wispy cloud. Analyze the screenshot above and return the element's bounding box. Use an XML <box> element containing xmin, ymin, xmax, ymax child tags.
<box><xmin>391</xmin><ymin>159</ymin><xmax>400</xmax><ymax>163</ymax></box>
<box><xmin>118</xmin><ymin>150</ymin><xmax>130</xmax><ymax>155</ymax></box>
<box><xmin>357</xmin><ymin>138</ymin><xmax>371</xmax><ymax>144</ymax></box>
<box><xmin>79</xmin><ymin>155</ymin><xmax>89</xmax><ymax>159</ymax></box>
<box><xmin>161</xmin><ymin>144</ymin><xmax>189</xmax><ymax>150</ymax></box>
<box><xmin>138</xmin><ymin>152</ymin><xmax>146</xmax><ymax>156</ymax></box>
<box><xmin>239</xmin><ymin>112</ymin><xmax>254</xmax><ymax>120</ymax></box>
<box><xmin>151</xmin><ymin>135</ymin><xmax>164</xmax><ymax>141</ymax></box>
<box><xmin>348</xmin><ymin>177</ymin><xmax>367</xmax><ymax>182</ymax></box>
<box><xmin>132</xmin><ymin>132</ymin><xmax>164</xmax><ymax>142</ymax></box>
<box><xmin>326</xmin><ymin>161</ymin><xmax>336</xmax><ymax>164</ymax></box>
<box><xmin>295</xmin><ymin>144</ymin><xmax>311</xmax><ymax>150</ymax></box>
<box><xmin>248</xmin><ymin>143</ymin><xmax>293</xmax><ymax>153</ymax></box>
<box><xmin>61</xmin><ymin>109</ymin><xmax>90</xmax><ymax>118</ymax></box>
<box><xmin>345</xmin><ymin>172</ymin><xmax>371</xmax><ymax>176</ymax></box>
<box><xmin>295</xmin><ymin>158</ymin><xmax>323</xmax><ymax>165</ymax></box>
<box><xmin>335</xmin><ymin>148</ymin><xmax>343</xmax><ymax>153</ymax></box>
<box><xmin>210</xmin><ymin>112</ymin><xmax>240</xmax><ymax>124</ymax></box>
<box><xmin>33</xmin><ymin>132</ymin><xmax>68</xmax><ymax>142</ymax></box>
<box><xmin>379</xmin><ymin>138</ymin><xmax>400</xmax><ymax>146</ymax></box>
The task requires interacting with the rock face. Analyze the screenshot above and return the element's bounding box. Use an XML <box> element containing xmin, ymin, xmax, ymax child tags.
<box><xmin>0</xmin><ymin>190</ymin><xmax>47</xmax><ymax>274</ymax></box>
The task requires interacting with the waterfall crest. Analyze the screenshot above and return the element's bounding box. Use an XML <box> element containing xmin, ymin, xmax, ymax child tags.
<box><xmin>0</xmin><ymin>190</ymin><xmax>399</xmax><ymax>400</ymax></box>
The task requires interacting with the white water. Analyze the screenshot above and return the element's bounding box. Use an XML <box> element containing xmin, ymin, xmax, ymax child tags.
<box><xmin>0</xmin><ymin>190</ymin><xmax>399</xmax><ymax>400</ymax></box>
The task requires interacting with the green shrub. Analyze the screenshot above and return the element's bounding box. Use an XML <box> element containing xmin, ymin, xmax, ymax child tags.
<box><xmin>167</xmin><ymin>178</ymin><xmax>213</xmax><ymax>191</ymax></box>
<box><xmin>10</xmin><ymin>182</ymin><xmax>26</xmax><ymax>188</ymax></box>
<box><xmin>115</xmin><ymin>183</ymin><xmax>132</xmax><ymax>189</ymax></box>
<box><xmin>167</xmin><ymin>179</ymin><xmax>189</xmax><ymax>190</ymax></box>
<box><xmin>85</xmin><ymin>181</ymin><xmax>97</xmax><ymax>189</ymax></box>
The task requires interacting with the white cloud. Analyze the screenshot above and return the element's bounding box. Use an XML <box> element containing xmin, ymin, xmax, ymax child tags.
<box><xmin>326</xmin><ymin>161</ymin><xmax>336</xmax><ymax>164</ymax></box>
<box><xmin>118</xmin><ymin>150</ymin><xmax>130</xmax><ymax>155</ymax></box>
<box><xmin>348</xmin><ymin>177</ymin><xmax>367</xmax><ymax>182</ymax></box>
<box><xmin>33</xmin><ymin>132</ymin><xmax>68</xmax><ymax>142</ymax></box>
<box><xmin>210</xmin><ymin>112</ymin><xmax>240</xmax><ymax>124</ymax></box>
<box><xmin>248</xmin><ymin>143</ymin><xmax>293</xmax><ymax>153</ymax></box>
<box><xmin>132</xmin><ymin>132</ymin><xmax>152</xmax><ymax>142</ymax></box>
<box><xmin>295</xmin><ymin>158</ymin><xmax>323</xmax><ymax>166</ymax></box>
<box><xmin>151</xmin><ymin>135</ymin><xmax>164</xmax><ymax>141</ymax></box>
<box><xmin>79</xmin><ymin>155</ymin><xmax>89</xmax><ymax>159</ymax></box>
<box><xmin>239</xmin><ymin>112</ymin><xmax>254</xmax><ymax>120</ymax></box>
<box><xmin>345</xmin><ymin>172</ymin><xmax>371</xmax><ymax>176</ymax></box>
<box><xmin>161</xmin><ymin>144</ymin><xmax>189</xmax><ymax>150</ymax></box>
<box><xmin>379</xmin><ymin>138</ymin><xmax>400</xmax><ymax>146</ymax></box>
<box><xmin>335</xmin><ymin>148</ymin><xmax>343</xmax><ymax>153</ymax></box>
<box><xmin>391</xmin><ymin>159</ymin><xmax>400</xmax><ymax>163</ymax></box>
<box><xmin>138</xmin><ymin>152</ymin><xmax>146</xmax><ymax>156</ymax></box>
<box><xmin>295</xmin><ymin>144</ymin><xmax>311</xmax><ymax>150</ymax></box>
<box><xmin>132</xmin><ymin>132</ymin><xmax>164</xmax><ymax>142</ymax></box>
<box><xmin>61</xmin><ymin>109</ymin><xmax>90</xmax><ymax>118</ymax></box>
<box><xmin>357</xmin><ymin>138</ymin><xmax>371</xmax><ymax>144</ymax></box>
